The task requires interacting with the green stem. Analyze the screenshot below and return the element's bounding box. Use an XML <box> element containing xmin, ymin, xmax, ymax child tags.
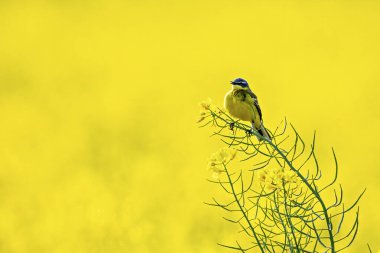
<box><xmin>273</xmin><ymin>191</ymin><xmax>295</xmax><ymax>252</ymax></box>
<box><xmin>282</xmin><ymin>184</ymin><xmax>300</xmax><ymax>252</ymax></box>
<box><xmin>265</xmin><ymin>137</ymin><xmax>335</xmax><ymax>252</ymax></box>
<box><xmin>223</xmin><ymin>164</ymin><xmax>265</xmax><ymax>253</ymax></box>
<box><xmin>209</xmin><ymin>110</ymin><xmax>336</xmax><ymax>252</ymax></box>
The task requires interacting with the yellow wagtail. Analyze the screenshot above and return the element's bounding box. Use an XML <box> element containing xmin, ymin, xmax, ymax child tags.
<box><xmin>224</xmin><ymin>78</ymin><xmax>271</xmax><ymax>141</ymax></box>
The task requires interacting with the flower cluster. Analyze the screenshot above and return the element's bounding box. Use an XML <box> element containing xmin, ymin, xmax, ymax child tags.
<box><xmin>197</xmin><ymin>98</ymin><xmax>226</xmax><ymax>123</ymax></box>
<box><xmin>259</xmin><ymin>167</ymin><xmax>299</xmax><ymax>191</ymax></box>
<box><xmin>197</xmin><ymin>98</ymin><xmax>212</xmax><ymax>123</ymax></box>
<box><xmin>208</xmin><ymin>147</ymin><xmax>237</xmax><ymax>178</ymax></box>
<box><xmin>200</xmin><ymin>98</ymin><xmax>212</xmax><ymax>110</ymax></box>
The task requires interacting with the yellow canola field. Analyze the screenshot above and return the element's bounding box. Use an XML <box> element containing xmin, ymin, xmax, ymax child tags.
<box><xmin>0</xmin><ymin>0</ymin><xmax>379</xmax><ymax>252</ymax></box>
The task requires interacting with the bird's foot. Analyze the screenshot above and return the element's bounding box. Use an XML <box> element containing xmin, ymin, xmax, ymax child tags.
<box><xmin>229</xmin><ymin>122</ymin><xmax>235</xmax><ymax>131</ymax></box>
<box><xmin>246</xmin><ymin>128</ymin><xmax>254</xmax><ymax>135</ymax></box>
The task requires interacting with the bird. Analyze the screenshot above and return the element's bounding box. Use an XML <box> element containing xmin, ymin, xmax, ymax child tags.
<box><xmin>224</xmin><ymin>77</ymin><xmax>271</xmax><ymax>141</ymax></box>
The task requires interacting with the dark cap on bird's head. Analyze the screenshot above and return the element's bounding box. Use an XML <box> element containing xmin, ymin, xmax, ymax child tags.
<box><xmin>230</xmin><ymin>78</ymin><xmax>249</xmax><ymax>87</ymax></box>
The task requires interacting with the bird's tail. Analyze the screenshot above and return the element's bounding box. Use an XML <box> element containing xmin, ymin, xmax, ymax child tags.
<box><xmin>253</xmin><ymin>122</ymin><xmax>271</xmax><ymax>141</ymax></box>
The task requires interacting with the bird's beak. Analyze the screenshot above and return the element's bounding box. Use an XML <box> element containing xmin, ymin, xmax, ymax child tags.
<box><xmin>230</xmin><ymin>81</ymin><xmax>234</xmax><ymax>84</ymax></box>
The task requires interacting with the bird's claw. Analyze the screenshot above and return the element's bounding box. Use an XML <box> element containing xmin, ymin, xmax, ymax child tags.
<box><xmin>229</xmin><ymin>122</ymin><xmax>235</xmax><ymax>131</ymax></box>
<box><xmin>246</xmin><ymin>129</ymin><xmax>254</xmax><ymax>135</ymax></box>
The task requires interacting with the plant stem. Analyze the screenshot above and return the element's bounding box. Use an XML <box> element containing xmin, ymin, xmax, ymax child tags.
<box><xmin>224</xmin><ymin>164</ymin><xmax>265</xmax><ymax>253</ymax></box>
<box><xmin>265</xmin><ymin>137</ymin><xmax>335</xmax><ymax>252</ymax></box>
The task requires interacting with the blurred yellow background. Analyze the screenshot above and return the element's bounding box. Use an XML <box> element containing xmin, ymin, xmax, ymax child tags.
<box><xmin>0</xmin><ymin>0</ymin><xmax>379</xmax><ymax>252</ymax></box>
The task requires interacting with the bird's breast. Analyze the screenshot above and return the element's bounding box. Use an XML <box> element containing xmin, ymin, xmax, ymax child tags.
<box><xmin>224</xmin><ymin>91</ymin><xmax>255</xmax><ymax>122</ymax></box>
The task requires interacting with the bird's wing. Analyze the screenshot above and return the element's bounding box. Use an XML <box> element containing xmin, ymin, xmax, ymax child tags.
<box><xmin>247</xmin><ymin>88</ymin><xmax>263</xmax><ymax>121</ymax></box>
<box><xmin>232</xmin><ymin>89</ymin><xmax>263</xmax><ymax>121</ymax></box>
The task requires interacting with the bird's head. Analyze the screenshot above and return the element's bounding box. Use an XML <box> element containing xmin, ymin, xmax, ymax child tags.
<box><xmin>230</xmin><ymin>78</ymin><xmax>249</xmax><ymax>89</ymax></box>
